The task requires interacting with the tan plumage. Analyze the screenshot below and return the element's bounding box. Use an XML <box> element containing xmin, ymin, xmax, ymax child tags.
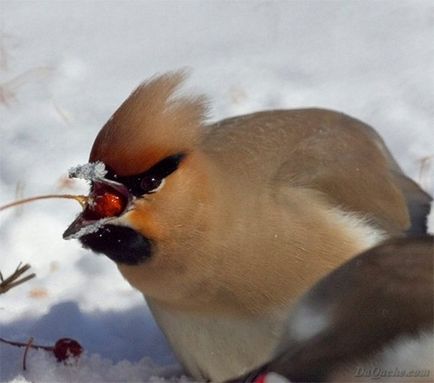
<box><xmin>65</xmin><ymin>72</ymin><xmax>432</xmax><ymax>382</ymax></box>
<box><xmin>90</xmin><ymin>72</ymin><xmax>206</xmax><ymax>174</ymax></box>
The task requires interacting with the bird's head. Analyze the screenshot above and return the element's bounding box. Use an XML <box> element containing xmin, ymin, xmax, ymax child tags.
<box><xmin>63</xmin><ymin>72</ymin><xmax>222</xmax><ymax>306</ymax></box>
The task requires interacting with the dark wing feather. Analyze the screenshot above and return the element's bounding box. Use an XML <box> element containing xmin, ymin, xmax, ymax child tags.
<box><xmin>229</xmin><ymin>236</ymin><xmax>434</xmax><ymax>382</ymax></box>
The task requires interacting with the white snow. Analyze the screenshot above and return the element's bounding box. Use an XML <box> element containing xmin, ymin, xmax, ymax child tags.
<box><xmin>0</xmin><ymin>1</ymin><xmax>433</xmax><ymax>382</ymax></box>
<box><xmin>428</xmin><ymin>201</ymin><xmax>434</xmax><ymax>234</ymax></box>
<box><xmin>62</xmin><ymin>217</ymin><xmax>109</xmax><ymax>240</ymax></box>
<box><xmin>68</xmin><ymin>162</ymin><xmax>107</xmax><ymax>182</ymax></box>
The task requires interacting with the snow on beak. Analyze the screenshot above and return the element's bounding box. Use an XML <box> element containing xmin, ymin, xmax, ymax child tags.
<box><xmin>63</xmin><ymin>162</ymin><xmax>131</xmax><ymax>239</ymax></box>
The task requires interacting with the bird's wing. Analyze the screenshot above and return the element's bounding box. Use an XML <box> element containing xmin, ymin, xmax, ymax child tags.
<box><xmin>271</xmin><ymin>110</ymin><xmax>432</xmax><ymax>236</ymax></box>
<box><xmin>205</xmin><ymin>108</ymin><xmax>431</xmax><ymax>235</ymax></box>
<box><xmin>229</xmin><ymin>236</ymin><xmax>434</xmax><ymax>383</ymax></box>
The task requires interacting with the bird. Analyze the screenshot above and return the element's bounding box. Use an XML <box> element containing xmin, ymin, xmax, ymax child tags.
<box><xmin>231</xmin><ymin>235</ymin><xmax>434</xmax><ymax>383</ymax></box>
<box><xmin>63</xmin><ymin>71</ymin><xmax>432</xmax><ymax>382</ymax></box>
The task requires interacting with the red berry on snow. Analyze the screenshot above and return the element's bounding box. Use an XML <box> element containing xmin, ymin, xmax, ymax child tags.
<box><xmin>53</xmin><ymin>338</ymin><xmax>83</xmax><ymax>362</ymax></box>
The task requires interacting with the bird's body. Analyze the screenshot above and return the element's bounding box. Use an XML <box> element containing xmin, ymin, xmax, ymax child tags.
<box><xmin>64</xmin><ymin>73</ymin><xmax>432</xmax><ymax>382</ymax></box>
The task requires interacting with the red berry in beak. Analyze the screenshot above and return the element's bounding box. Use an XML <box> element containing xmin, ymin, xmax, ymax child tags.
<box><xmin>63</xmin><ymin>181</ymin><xmax>129</xmax><ymax>239</ymax></box>
<box><xmin>92</xmin><ymin>191</ymin><xmax>125</xmax><ymax>218</ymax></box>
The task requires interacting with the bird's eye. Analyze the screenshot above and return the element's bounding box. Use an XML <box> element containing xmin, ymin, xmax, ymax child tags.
<box><xmin>140</xmin><ymin>176</ymin><xmax>164</xmax><ymax>194</ymax></box>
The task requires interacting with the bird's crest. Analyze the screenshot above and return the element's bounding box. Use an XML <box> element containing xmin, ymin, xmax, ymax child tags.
<box><xmin>90</xmin><ymin>71</ymin><xmax>208</xmax><ymax>175</ymax></box>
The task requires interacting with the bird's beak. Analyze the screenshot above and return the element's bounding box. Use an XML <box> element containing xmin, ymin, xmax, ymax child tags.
<box><xmin>63</xmin><ymin>178</ymin><xmax>130</xmax><ymax>240</ymax></box>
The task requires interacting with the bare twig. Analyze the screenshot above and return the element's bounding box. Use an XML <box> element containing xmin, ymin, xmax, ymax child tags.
<box><xmin>23</xmin><ymin>337</ymin><xmax>34</xmax><ymax>371</ymax></box>
<box><xmin>0</xmin><ymin>263</ymin><xmax>36</xmax><ymax>294</ymax></box>
<box><xmin>0</xmin><ymin>336</ymin><xmax>53</xmax><ymax>351</ymax></box>
<box><xmin>0</xmin><ymin>194</ymin><xmax>88</xmax><ymax>212</ymax></box>
<box><xmin>0</xmin><ymin>336</ymin><xmax>54</xmax><ymax>372</ymax></box>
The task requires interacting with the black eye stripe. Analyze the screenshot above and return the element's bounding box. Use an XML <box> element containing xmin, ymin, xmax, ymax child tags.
<box><xmin>145</xmin><ymin>153</ymin><xmax>185</xmax><ymax>179</ymax></box>
<box><xmin>104</xmin><ymin>153</ymin><xmax>185</xmax><ymax>196</ymax></box>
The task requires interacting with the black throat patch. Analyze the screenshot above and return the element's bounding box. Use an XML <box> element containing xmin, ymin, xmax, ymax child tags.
<box><xmin>79</xmin><ymin>224</ymin><xmax>152</xmax><ymax>265</ymax></box>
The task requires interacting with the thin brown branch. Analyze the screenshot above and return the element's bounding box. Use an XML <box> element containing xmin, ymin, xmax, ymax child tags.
<box><xmin>0</xmin><ymin>336</ymin><xmax>53</xmax><ymax>351</ymax></box>
<box><xmin>0</xmin><ymin>194</ymin><xmax>87</xmax><ymax>212</ymax></box>
<box><xmin>0</xmin><ymin>263</ymin><xmax>36</xmax><ymax>294</ymax></box>
<box><xmin>23</xmin><ymin>337</ymin><xmax>34</xmax><ymax>371</ymax></box>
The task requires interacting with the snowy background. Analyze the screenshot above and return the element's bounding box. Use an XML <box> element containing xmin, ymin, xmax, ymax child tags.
<box><xmin>0</xmin><ymin>1</ymin><xmax>433</xmax><ymax>382</ymax></box>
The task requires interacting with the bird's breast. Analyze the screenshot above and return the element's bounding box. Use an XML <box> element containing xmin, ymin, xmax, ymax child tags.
<box><xmin>147</xmin><ymin>299</ymin><xmax>290</xmax><ymax>382</ymax></box>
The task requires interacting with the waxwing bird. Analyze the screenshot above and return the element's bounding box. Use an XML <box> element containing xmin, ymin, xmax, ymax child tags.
<box><xmin>63</xmin><ymin>72</ymin><xmax>432</xmax><ymax>382</ymax></box>
<box><xmin>232</xmin><ymin>235</ymin><xmax>434</xmax><ymax>383</ymax></box>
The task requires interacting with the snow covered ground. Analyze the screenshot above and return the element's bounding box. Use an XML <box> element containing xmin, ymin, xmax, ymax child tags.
<box><xmin>0</xmin><ymin>1</ymin><xmax>433</xmax><ymax>382</ymax></box>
